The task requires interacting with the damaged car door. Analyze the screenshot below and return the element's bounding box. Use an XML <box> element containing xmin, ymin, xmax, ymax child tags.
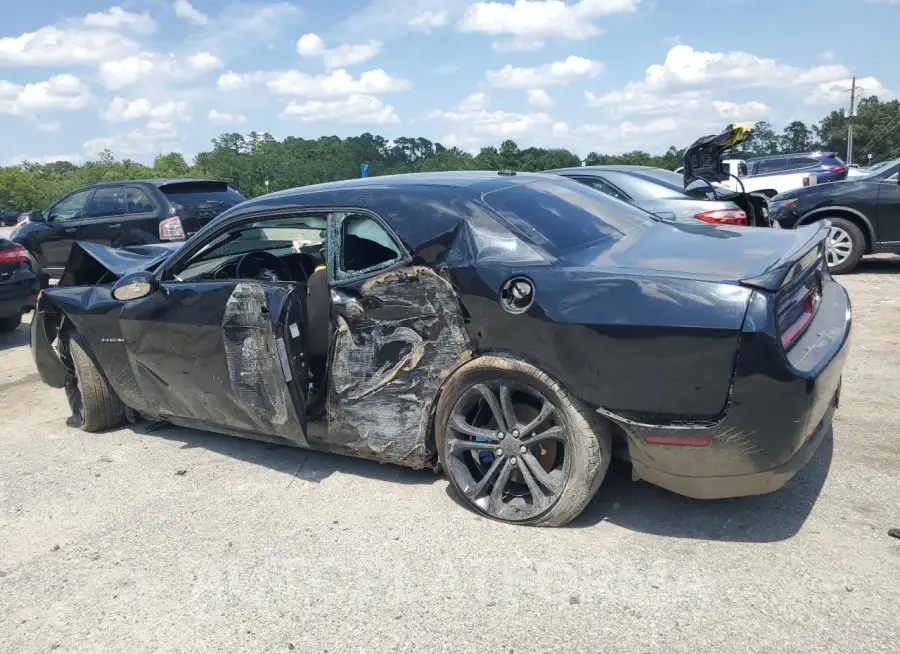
<box><xmin>114</xmin><ymin>263</ymin><xmax>309</xmax><ymax>446</ymax></box>
<box><xmin>323</xmin><ymin>211</ymin><xmax>471</xmax><ymax>468</ymax></box>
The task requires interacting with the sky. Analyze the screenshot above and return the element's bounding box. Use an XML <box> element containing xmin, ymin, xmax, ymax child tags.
<box><xmin>0</xmin><ymin>0</ymin><xmax>897</xmax><ymax>166</ymax></box>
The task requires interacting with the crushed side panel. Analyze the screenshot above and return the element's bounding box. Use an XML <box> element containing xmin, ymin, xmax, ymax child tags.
<box><xmin>222</xmin><ymin>282</ymin><xmax>307</xmax><ymax>447</ymax></box>
<box><xmin>326</xmin><ymin>266</ymin><xmax>471</xmax><ymax>468</ymax></box>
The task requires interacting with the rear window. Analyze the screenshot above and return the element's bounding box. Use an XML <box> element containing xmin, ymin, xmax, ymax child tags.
<box><xmin>482</xmin><ymin>177</ymin><xmax>656</xmax><ymax>258</ymax></box>
<box><xmin>160</xmin><ymin>182</ymin><xmax>246</xmax><ymax>213</ymax></box>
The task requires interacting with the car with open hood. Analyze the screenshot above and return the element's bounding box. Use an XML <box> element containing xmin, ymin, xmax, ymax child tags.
<box><xmin>30</xmin><ymin>171</ymin><xmax>850</xmax><ymax>527</ymax></box>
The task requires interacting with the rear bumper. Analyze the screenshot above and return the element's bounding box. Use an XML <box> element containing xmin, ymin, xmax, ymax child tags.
<box><xmin>0</xmin><ymin>273</ymin><xmax>39</xmax><ymax>318</ymax></box>
<box><xmin>632</xmin><ymin>395</ymin><xmax>837</xmax><ymax>499</ymax></box>
<box><xmin>608</xmin><ymin>277</ymin><xmax>851</xmax><ymax>500</ymax></box>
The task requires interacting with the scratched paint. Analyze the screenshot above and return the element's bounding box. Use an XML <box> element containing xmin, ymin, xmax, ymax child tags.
<box><xmin>325</xmin><ymin>266</ymin><xmax>471</xmax><ymax>468</ymax></box>
<box><xmin>223</xmin><ymin>282</ymin><xmax>307</xmax><ymax>445</ymax></box>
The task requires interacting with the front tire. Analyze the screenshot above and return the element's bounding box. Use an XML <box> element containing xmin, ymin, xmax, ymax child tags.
<box><xmin>823</xmin><ymin>217</ymin><xmax>865</xmax><ymax>274</ymax></box>
<box><xmin>435</xmin><ymin>355</ymin><xmax>612</xmax><ymax>527</ymax></box>
<box><xmin>66</xmin><ymin>333</ymin><xmax>127</xmax><ymax>432</ymax></box>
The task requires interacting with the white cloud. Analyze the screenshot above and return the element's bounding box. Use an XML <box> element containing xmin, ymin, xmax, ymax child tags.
<box><xmin>486</xmin><ymin>55</ymin><xmax>604</xmax><ymax>88</ymax></box>
<box><xmin>430</xmin><ymin>93</ymin><xmax>555</xmax><ymax>139</ymax></box>
<box><xmin>282</xmin><ymin>94</ymin><xmax>400</xmax><ymax>124</ymax></box>
<box><xmin>712</xmin><ymin>100</ymin><xmax>770</xmax><ymax>120</ymax></box>
<box><xmin>492</xmin><ymin>39</ymin><xmax>544</xmax><ymax>52</ymax></box>
<box><xmin>209</xmin><ymin>109</ymin><xmax>248</xmax><ymax>124</ymax></box>
<box><xmin>805</xmin><ymin>76</ymin><xmax>896</xmax><ymax>105</ymax></box>
<box><xmin>37</xmin><ymin>122</ymin><xmax>61</xmax><ymax>132</ymax></box>
<box><xmin>0</xmin><ymin>75</ymin><xmax>92</xmax><ymax>116</ymax></box>
<box><xmin>83</xmin><ymin>7</ymin><xmax>157</xmax><ymax>34</ymax></box>
<box><xmin>409</xmin><ymin>10</ymin><xmax>450</xmax><ymax>29</ymax></box>
<box><xmin>102</xmin><ymin>98</ymin><xmax>190</xmax><ymax>127</ymax></box>
<box><xmin>222</xmin><ymin>68</ymin><xmax>411</xmax><ymax>97</ymax></box>
<box><xmin>296</xmin><ymin>33</ymin><xmax>382</xmax><ymax>69</ymax></box>
<box><xmin>100</xmin><ymin>52</ymin><xmax>223</xmax><ymax>90</ymax></box>
<box><xmin>84</xmin><ymin>123</ymin><xmax>186</xmax><ymax>157</ymax></box>
<box><xmin>173</xmin><ymin>0</ymin><xmax>210</xmax><ymax>25</ymax></box>
<box><xmin>0</xmin><ymin>26</ymin><xmax>139</xmax><ymax>66</ymax></box>
<box><xmin>526</xmin><ymin>88</ymin><xmax>554</xmax><ymax>107</ymax></box>
<box><xmin>459</xmin><ymin>0</ymin><xmax>638</xmax><ymax>40</ymax></box>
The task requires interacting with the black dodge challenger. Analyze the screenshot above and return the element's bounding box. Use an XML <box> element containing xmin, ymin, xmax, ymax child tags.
<box><xmin>30</xmin><ymin>171</ymin><xmax>851</xmax><ymax>526</ymax></box>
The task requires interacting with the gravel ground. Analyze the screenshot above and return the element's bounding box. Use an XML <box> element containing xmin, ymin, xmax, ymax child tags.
<box><xmin>1</xmin><ymin>257</ymin><xmax>900</xmax><ymax>653</ymax></box>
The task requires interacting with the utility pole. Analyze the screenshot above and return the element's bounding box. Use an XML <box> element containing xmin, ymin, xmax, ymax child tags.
<box><xmin>846</xmin><ymin>76</ymin><xmax>857</xmax><ymax>165</ymax></box>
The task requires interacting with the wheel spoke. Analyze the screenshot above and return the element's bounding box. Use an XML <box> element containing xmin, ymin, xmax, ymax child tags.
<box><xmin>498</xmin><ymin>381</ymin><xmax>517</xmax><ymax>432</ymax></box>
<box><xmin>447</xmin><ymin>438</ymin><xmax>499</xmax><ymax>455</ymax></box>
<box><xmin>521</xmin><ymin>425</ymin><xmax>566</xmax><ymax>445</ymax></box>
<box><xmin>487</xmin><ymin>460</ymin><xmax>514</xmax><ymax>514</ymax></box>
<box><xmin>519</xmin><ymin>401</ymin><xmax>554</xmax><ymax>437</ymax></box>
<box><xmin>449</xmin><ymin>412</ymin><xmax>496</xmax><ymax>441</ymax></box>
<box><xmin>516</xmin><ymin>455</ymin><xmax>548</xmax><ymax>504</ymax></box>
<box><xmin>465</xmin><ymin>454</ymin><xmax>505</xmax><ymax>499</ymax></box>
<box><xmin>520</xmin><ymin>451</ymin><xmax>563</xmax><ymax>495</ymax></box>
<box><xmin>474</xmin><ymin>383</ymin><xmax>508</xmax><ymax>433</ymax></box>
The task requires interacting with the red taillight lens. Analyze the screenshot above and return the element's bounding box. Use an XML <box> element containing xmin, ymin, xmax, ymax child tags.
<box><xmin>825</xmin><ymin>165</ymin><xmax>846</xmax><ymax>173</ymax></box>
<box><xmin>0</xmin><ymin>245</ymin><xmax>30</xmax><ymax>264</ymax></box>
<box><xmin>695</xmin><ymin>209</ymin><xmax>748</xmax><ymax>226</ymax></box>
<box><xmin>780</xmin><ymin>294</ymin><xmax>816</xmax><ymax>349</ymax></box>
<box><xmin>159</xmin><ymin>216</ymin><xmax>185</xmax><ymax>240</ymax></box>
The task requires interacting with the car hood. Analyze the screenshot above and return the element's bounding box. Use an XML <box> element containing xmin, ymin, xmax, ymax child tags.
<box><xmin>773</xmin><ymin>178</ymin><xmax>871</xmax><ymax>202</ymax></box>
<box><xmin>58</xmin><ymin>240</ymin><xmax>184</xmax><ymax>287</ymax></box>
<box><xmin>562</xmin><ymin>219</ymin><xmax>828</xmax><ymax>292</ymax></box>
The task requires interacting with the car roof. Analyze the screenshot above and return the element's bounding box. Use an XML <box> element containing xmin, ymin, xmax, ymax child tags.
<box><xmin>251</xmin><ymin>170</ymin><xmax>547</xmax><ymax>203</ymax></box>
<box><xmin>545</xmin><ymin>165</ymin><xmax>666</xmax><ymax>175</ymax></box>
<box><xmin>748</xmin><ymin>152</ymin><xmax>836</xmax><ymax>162</ymax></box>
<box><xmin>84</xmin><ymin>178</ymin><xmax>230</xmax><ymax>189</ymax></box>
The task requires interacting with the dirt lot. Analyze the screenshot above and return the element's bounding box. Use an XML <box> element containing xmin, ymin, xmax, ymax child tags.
<box><xmin>2</xmin><ymin>258</ymin><xmax>900</xmax><ymax>653</ymax></box>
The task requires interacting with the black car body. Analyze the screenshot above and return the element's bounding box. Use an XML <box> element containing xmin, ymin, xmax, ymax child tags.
<box><xmin>30</xmin><ymin>172</ymin><xmax>850</xmax><ymax>526</ymax></box>
<box><xmin>1</xmin><ymin>210</ymin><xmax>22</xmax><ymax>227</ymax></box>
<box><xmin>770</xmin><ymin>157</ymin><xmax>900</xmax><ymax>273</ymax></box>
<box><xmin>0</xmin><ymin>238</ymin><xmax>41</xmax><ymax>332</ymax></box>
<box><xmin>11</xmin><ymin>179</ymin><xmax>246</xmax><ymax>277</ymax></box>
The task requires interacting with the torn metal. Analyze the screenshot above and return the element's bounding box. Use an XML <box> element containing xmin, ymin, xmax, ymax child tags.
<box><xmin>324</xmin><ymin>266</ymin><xmax>471</xmax><ymax>468</ymax></box>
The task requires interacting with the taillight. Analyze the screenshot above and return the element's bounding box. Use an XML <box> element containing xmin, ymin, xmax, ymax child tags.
<box><xmin>695</xmin><ymin>209</ymin><xmax>748</xmax><ymax>226</ymax></box>
<box><xmin>777</xmin><ymin>258</ymin><xmax>823</xmax><ymax>350</ymax></box>
<box><xmin>802</xmin><ymin>176</ymin><xmax>811</xmax><ymax>186</ymax></box>
<box><xmin>0</xmin><ymin>244</ymin><xmax>30</xmax><ymax>264</ymax></box>
<box><xmin>825</xmin><ymin>165</ymin><xmax>846</xmax><ymax>173</ymax></box>
<box><xmin>159</xmin><ymin>216</ymin><xmax>185</xmax><ymax>240</ymax></box>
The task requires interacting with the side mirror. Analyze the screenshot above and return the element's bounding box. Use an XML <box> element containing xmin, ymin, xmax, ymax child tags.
<box><xmin>112</xmin><ymin>271</ymin><xmax>158</xmax><ymax>301</ymax></box>
<box><xmin>28</xmin><ymin>210</ymin><xmax>46</xmax><ymax>223</ymax></box>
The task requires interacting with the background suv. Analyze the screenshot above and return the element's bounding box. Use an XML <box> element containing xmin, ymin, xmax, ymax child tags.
<box><xmin>745</xmin><ymin>152</ymin><xmax>849</xmax><ymax>184</ymax></box>
<box><xmin>11</xmin><ymin>179</ymin><xmax>246</xmax><ymax>277</ymax></box>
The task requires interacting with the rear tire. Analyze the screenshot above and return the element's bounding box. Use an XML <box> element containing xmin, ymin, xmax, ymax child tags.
<box><xmin>66</xmin><ymin>333</ymin><xmax>127</xmax><ymax>432</ymax></box>
<box><xmin>436</xmin><ymin>355</ymin><xmax>612</xmax><ymax>527</ymax></box>
<box><xmin>0</xmin><ymin>314</ymin><xmax>21</xmax><ymax>332</ymax></box>
<box><xmin>823</xmin><ymin>217</ymin><xmax>865</xmax><ymax>274</ymax></box>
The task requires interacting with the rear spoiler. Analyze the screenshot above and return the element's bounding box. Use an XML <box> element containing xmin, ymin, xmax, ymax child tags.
<box><xmin>740</xmin><ymin>221</ymin><xmax>830</xmax><ymax>292</ymax></box>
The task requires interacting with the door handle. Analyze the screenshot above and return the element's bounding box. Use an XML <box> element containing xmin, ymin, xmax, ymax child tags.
<box><xmin>64</xmin><ymin>228</ymin><xmax>76</xmax><ymax>233</ymax></box>
<box><xmin>108</xmin><ymin>224</ymin><xmax>121</xmax><ymax>228</ymax></box>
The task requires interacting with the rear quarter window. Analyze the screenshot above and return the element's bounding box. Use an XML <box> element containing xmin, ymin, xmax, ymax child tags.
<box><xmin>481</xmin><ymin>178</ymin><xmax>656</xmax><ymax>258</ymax></box>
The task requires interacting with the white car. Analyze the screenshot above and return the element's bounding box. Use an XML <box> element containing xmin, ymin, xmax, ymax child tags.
<box><xmin>676</xmin><ymin>159</ymin><xmax>817</xmax><ymax>197</ymax></box>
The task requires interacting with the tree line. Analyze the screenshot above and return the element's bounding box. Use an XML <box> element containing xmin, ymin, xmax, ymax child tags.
<box><xmin>2</xmin><ymin>95</ymin><xmax>898</xmax><ymax>213</ymax></box>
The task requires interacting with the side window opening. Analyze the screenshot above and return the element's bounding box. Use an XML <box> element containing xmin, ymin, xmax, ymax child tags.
<box><xmin>124</xmin><ymin>187</ymin><xmax>155</xmax><ymax>214</ymax></box>
<box><xmin>49</xmin><ymin>190</ymin><xmax>91</xmax><ymax>222</ymax></box>
<box><xmin>87</xmin><ymin>187</ymin><xmax>126</xmax><ymax>218</ymax></box>
<box><xmin>339</xmin><ymin>214</ymin><xmax>402</xmax><ymax>275</ymax></box>
<box><xmin>170</xmin><ymin>214</ymin><xmax>328</xmax><ymax>282</ymax></box>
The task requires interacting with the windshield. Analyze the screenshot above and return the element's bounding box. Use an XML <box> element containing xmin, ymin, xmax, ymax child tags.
<box><xmin>860</xmin><ymin>158</ymin><xmax>900</xmax><ymax>179</ymax></box>
<box><xmin>628</xmin><ymin>167</ymin><xmax>686</xmax><ymax>188</ymax></box>
<box><xmin>603</xmin><ymin>170</ymin><xmax>686</xmax><ymax>199</ymax></box>
<box><xmin>481</xmin><ymin>176</ymin><xmax>657</xmax><ymax>258</ymax></box>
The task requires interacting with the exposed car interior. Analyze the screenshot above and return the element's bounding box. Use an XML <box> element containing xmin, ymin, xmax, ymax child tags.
<box><xmin>167</xmin><ymin>213</ymin><xmax>403</xmax><ymax>403</ymax></box>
